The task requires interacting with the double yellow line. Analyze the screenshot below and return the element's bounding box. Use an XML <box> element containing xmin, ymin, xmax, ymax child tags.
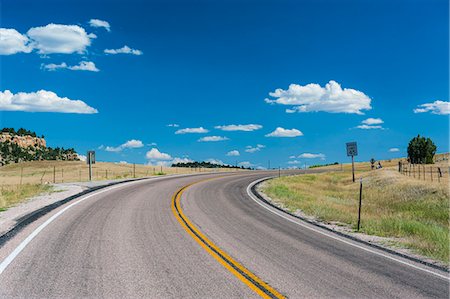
<box><xmin>171</xmin><ymin>178</ymin><xmax>285</xmax><ymax>299</ymax></box>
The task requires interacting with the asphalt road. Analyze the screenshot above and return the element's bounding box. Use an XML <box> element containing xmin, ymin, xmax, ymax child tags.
<box><xmin>0</xmin><ymin>171</ymin><xmax>448</xmax><ymax>298</ymax></box>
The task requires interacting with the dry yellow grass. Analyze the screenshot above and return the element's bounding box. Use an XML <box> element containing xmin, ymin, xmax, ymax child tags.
<box><xmin>262</xmin><ymin>169</ymin><xmax>449</xmax><ymax>262</ymax></box>
<box><xmin>0</xmin><ymin>160</ymin><xmax>240</xmax><ymax>185</ymax></box>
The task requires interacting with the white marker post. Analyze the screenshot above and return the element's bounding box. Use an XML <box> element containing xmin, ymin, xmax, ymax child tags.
<box><xmin>346</xmin><ymin>142</ymin><xmax>358</xmax><ymax>182</ymax></box>
<box><xmin>87</xmin><ymin>150</ymin><xmax>95</xmax><ymax>181</ymax></box>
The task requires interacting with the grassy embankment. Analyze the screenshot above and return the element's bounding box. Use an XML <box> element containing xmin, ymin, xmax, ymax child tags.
<box><xmin>0</xmin><ymin>160</ymin><xmax>243</xmax><ymax>211</ymax></box>
<box><xmin>262</xmin><ymin>167</ymin><xmax>449</xmax><ymax>263</ymax></box>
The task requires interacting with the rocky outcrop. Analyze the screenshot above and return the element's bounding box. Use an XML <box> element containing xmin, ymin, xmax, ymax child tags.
<box><xmin>0</xmin><ymin>132</ymin><xmax>46</xmax><ymax>148</ymax></box>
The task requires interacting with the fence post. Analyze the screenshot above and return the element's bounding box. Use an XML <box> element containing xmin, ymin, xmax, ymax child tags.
<box><xmin>20</xmin><ymin>167</ymin><xmax>23</xmax><ymax>186</ymax></box>
<box><xmin>53</xmin><ymin>166</ymin><xmax>56</xmax><ymax>183</ymax></box>
<box><xmin>61</xmin><ymin>168</ymin><xmax>64</xmax><ymax>183</ymax></box>
<box><xmin>357</xmin><ymin>178</ymin><xmax>363</xmax><ymax>231</ymax></box>
<box><xmin>431</xmin><ymin>166</ymin><xmax>433</xmax><ymax>182</ymax></box>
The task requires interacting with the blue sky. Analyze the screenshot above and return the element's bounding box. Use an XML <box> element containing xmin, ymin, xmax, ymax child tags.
<box><xmin>1</xmin><ymin>0</ymin><xmax>448</xmax><ymax>168</ymax></box>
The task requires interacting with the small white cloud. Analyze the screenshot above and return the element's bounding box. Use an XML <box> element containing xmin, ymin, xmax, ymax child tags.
<box><xmin>245</xmin><ymin>144</ymin><xmax>265</xmax><ymax>153</ymax></box>
<box><xmin>27</xmin><ymin>24</ymin><xmax>95</xmax><ymax>54</ymax></box>
<box><xmin>42</xmin><ymin>61</ymin><xmax>99</xmax><ymax>72</ymax></box>
<box><xmin>214</xmin><ymin>124</ymin><xmax>262</xmax><ymax>131</ymax></box>
<box><xmin>389</xmin><ymin>148</ymin><xmax>400</xmax><ymax>152</ymax></box>
<box><xmin>362</xmin><ymin>118</ymin><xmax>384</xmax><ymax>125</ymax></box>
<box><xmin>167</xmin><ymin>123</ymin><xmax>180</xmax><ymax>128</ymax></box>
<box><xmin>175</xmin><ymin>127</ymin><xmax>209</xmax><ymax>134</ymax></box>
<box><xmin>115</xmin><ymin>161</ymin><xmax>128</xmax><ymax>164</ymax></box>
<box><xmin>226</xmin><ymin>150</ymin><xmax>240</xmax><ymax>156</ymax></box>
<box><xmin>198</xmin><ymin>136</ymin><xmax>229</xmax><ymax>142</ymax></box>
<box><xmin>265</xmin><ymin>127</ymin><xmax>303</xmax><ymax>138</ymax></box>
<box><xmin>265</xmin><ymin>80</ymin><xmax>372</xmax><ymax>114</ymax></box>
<box><xmin>356</xmin><ymin>125</ymin><xmax>383</xmax><ymax>130</ymax></box>
<box><xmin>289</xmin><ymin>155</ymin><xmax>296</xmax><ymax>159</ymax></box>
<box><xmin>287</xmin><ymin>160</ymin><xmax>301</xmax><ymax>164</ymax></box>
<box><xmin>105</xmin><ymin>139</ymin><xmax>144</xmax><ymax>152</ymax></box>
<box><xmin>238</xmin><ymin>161</ymin><xmax>253</xmax><ymax>168</ymax></box>
<box><xmin>205</xmin><ymin>158</ymin><xmax>225</xmax><ymax>165</ymax></box>
<box><xmin>413</xmin><ymin>100</ymin><xmax>450</xmax><ymax>115</ymax></box>
<box><xmin>145</xmin><ymin>148</ymin><xmax>172</xmax><ymax>160</ymax></box>
<box><xmin>0</xmin><ymin>28</ymin><xmax>32</xmax><ymax>55</ymax></box>
<box><xmin>104</xmin><ymin>45</ymin><xmax>143</xmax><ymax>55</ymax></box>
<box><xmin>76</xmin><ymin>154</ymin><xmax>87</xmax><ymax>162</ymax></box>
<box><xmin>0</xmin><ymin>89</ymin><xmax>98</xmax><ymax>114</ymax></box>
<box><xmin>298</xmin><ymin>153</ymin><xmax>326</xmax><ymax>160</ymax></box>
<box><xmin>172</xmin><ymin>157</ymin><xmax>194</xmax><ymax>164</ymax></box>
<box><xmin>89</xmin><ymin>19</ymin><xmax>111</xmax><ymax>32</ymax></box>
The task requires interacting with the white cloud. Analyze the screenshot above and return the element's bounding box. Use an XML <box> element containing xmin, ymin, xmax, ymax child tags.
<box><xmin>289</xmin><ymin>155</ymin><xmax>296</xmax><ymax>159</ymax></box>
<box><xmin>356</xmin><ymin>124</ymin><xmax>383</xmax><ymax>130</ymax></box>
<box><xmin>265</xmin><ymin>127</ymin><xmax>303</xmax><ymax>138</ymax></box>
<box><xmin>205</xmin><ymin>158</ymin><xmax>225</xmax><ymax>165</ymax></box>
<box><xmin>145</xmin><ymin>148</ymin><xmax>172</xmax><ymax>160</ymax></box>
<box><xmin>413</xmin><ymin>100</ymin><xmax>450</xmax><ymax>115</ymax></box>
<box><xmin>89</xmin><ymin>19</ymin><xmax>111</xmax><ymax>32</ymax></box>
<box><xmin>117</xmin><ymin>161</ymin><xmax>128</xmax><ymax>164</ymax></box>
<box><xmin>76</xmin><ymin>154</ymin><xmax>87</xmax><ymax>162</ymax></box>
<box><xmin>226</xmin><ymin>150</ymin><xmax>240</xmax><ymax>156</ymax></box>
<box><xmin>298</xmin><ymin>153</ymin><xmax>326</xmax><ymax>160</ymax></box>
<box><xmin>167</xmin><ymin>123</ymin><xmax>180</xmax><ymax>127</ymax></box>
<box><xmin>362</xmin><ymin>118</ymin><xmax>383</xmax><ymax>125</ymax></box>
<box><xmin>238</xmin><ymin>161</ymin><xmax>253</xmax><ymax>168</ymax></box>
<box><xmin>172</xmin><ymin>157</ymin><xmax>194</xmax><ymax>164</ymax></box>
<box><xmin>198</xmin><ymin>136</ymin><xmax>229</xmax><ymax>142</ymax></box>
<box><xmin>265</xmin><ymin>80</ymin><xmax>372</xmax><ymax>114</ymax></box>
<box><xmin>0</xmin><ymin>89</ymin><xmax>98</xmax><ymax>114</ymax></box>
<box><xmin>42</xmin><ymin>61</ymin><xmax>99</xmax><ymax>72</ymax></box>
<box><xmin>175</xmin><ymin>127</ymin><xmax>209</xmax><ymax>134</ymax></box>
<box><xmin>287</xmin><ymin>160</ymin><xmax>301</xmax><ymax>164</ymax></box>
<box><xmin>389</xmin><ymin>148</ymin><xmax>400</xmax><ymax>152</ymax></box>
<box><xmin>215</xmin><ymin>124</ymin><xmax>262</xmax><ymax>131</ymax></box>
<box><xmin>104</xmin><ymin>139</ymin><xmax>144</xmax><ymax>152</ymax></box>
<box><xmin>245</xmin><ymin>144</ymin><xmax>265</xmax><ymax>153</ymax></box>
<box><xmin>104</xmin><ymin>45</ymin><xmax>142</xmax><ymax>55</ymax></box>
<box><xmin>27</xmin><ymin>24</ymin><xmax>96</xmax><ymax>54</ymax></box>
<box><xmin>0</xmin><ymin>28</ymin><xmax>32</xmax><ymax>55</ymax></box>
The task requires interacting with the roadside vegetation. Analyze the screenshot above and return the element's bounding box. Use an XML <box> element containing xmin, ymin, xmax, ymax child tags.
<box><xmin>262</xmin><ymin>169</ymin><xmax>449</xmax><ymax>263</ymax></box>
<box><xmin>0</xmin><ymin>184</ymin><xmax>53</xmax><ymax>211</ymax></box>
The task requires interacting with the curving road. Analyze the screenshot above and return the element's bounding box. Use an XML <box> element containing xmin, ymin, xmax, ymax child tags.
<box><xmin>0</xmin><ymin>171</ymin><xmax>448</xmax><ymax>298</ymax></box>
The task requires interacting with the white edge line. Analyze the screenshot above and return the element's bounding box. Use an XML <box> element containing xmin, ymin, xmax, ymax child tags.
<box><xmin>0</xmin><ymin>172</ymin><xmax>224</xmax><ymax>276</ymax></box>
<box><xmin>246</xmin><ymin>177</ymin><xmax>449</xmax><ymax>281</ymax></box>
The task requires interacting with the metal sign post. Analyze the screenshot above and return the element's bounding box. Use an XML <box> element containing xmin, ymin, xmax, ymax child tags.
<box><xmin>357</xmin><ymin>178</ymin><xmax>363</xmax><ymax>231</ymax></box>
<box><xmin>87</xmin><ymin>150</ymin><xmax>96</xmax><ymax>181</ymax></box>
<box><xmin>346</xmin><ymin>142</ymin><xmax>358</xmax><ymax>182</ymax></box>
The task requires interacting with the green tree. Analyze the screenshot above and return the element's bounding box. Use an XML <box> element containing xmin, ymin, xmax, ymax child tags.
<box><xmin>407</xmin><ymin>135</ymin><xmax>437</xmax><ymax>164</ymax></box>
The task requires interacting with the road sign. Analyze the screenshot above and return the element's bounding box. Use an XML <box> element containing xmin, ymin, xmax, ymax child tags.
<box><xmin>87</xmin><ymin>151</ymin><xmax>96</xmax><ymax>164</ymax></box>
<box><xmin>346</xmin><ymin>142</ymin><xmax>358</xmax><ymax>157</ymax></box>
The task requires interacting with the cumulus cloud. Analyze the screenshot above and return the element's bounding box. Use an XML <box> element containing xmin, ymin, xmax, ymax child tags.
<box><xmin>104</xmin><ymin>45</ymin><xmax>142</xmax><ymax>55</ymax></box>
<box><xmin>287</xmin><ymin>160</ymin><xmax>301</xmax><ymax>164</ymax></box>
<box><xmin>0</xmin><ymin>28</ymin><xmax>32</xmax><ymax>55</ymax></box>
<box><xmin>104</xmin><ymin>139</ymin><xmax>144</xmax><ymax>152</ymax></box>
<box><xmin>238</xmin><ymin>161</ymin><xmax>253</xmax><ymax>168</ymax></box>
<box><xmin>389</xmin><ymin>148</ymin><xmax>400</xmax><ymax>152</ymax></box>
<box><xmin>145</xmin><ymin>148</ymin><xmax>172</xmax><ymax>160</ymax></box>
<box><xmin>413</xmin><ymin>100</ymin><xmax>450</xmax><ymax>115</ymax></box>
<box><xmin>76</xmin><ymin>154</ymin><xmax>87</xmax><ymax>162</ymax></box>
<box><xmin>42</xmin><ymin>61</ymin><xmax>99</xmax><ymax>72</ymax></box>
<box><xmin>167</xmin><ymin>123</ymin><xmax>180</xmax><ymax>127</ymax></box>
<box><xmin>172</xmin><ymin>157</ymin><xmax>194</xmax><ymax>164</ymax></box>
<box><xmin>265</xmin><ymin>80</ymin><xmax>372</xmax><ymax>114</ymax></box>
<box><xmin>362</xmin><ymin>118</ymin><xmax>383</xmax><ymax>125</ymax></box>
<box><xmin>205</xmin><ymin>158</ymin><xmax>225</xmax><ymax>165</ymax></box>
<box><xmin>226</xmin><ymin>150</ymin><xmax>240</xmax><ymax>156</ymax></box>
<box><xmin>215</xmin><ymin>124</ymin><xmax>262</xmax><ymax>131</ymax></box>
<box><xmin>175</xmin><ymin>127</ymin><xmax>209</xmax><ymax>134</ymax></box>
<box><xmin>0</xmin><ymin>89</ymin><xmax>98</xmax><ymax>113</ymax></box>
<box><xmin>356</xmin><ymin>124</ymin><xmax>383</xmax><ymax>130</ymax></box>
<box><xmin>298</xmin><ymin>153</ymin><xmax>326</xmax><ymax>160</ymax></box>
<box><xmin>265</xmin><ymin>127</ymin><xmax>303</xmax><ymax>137</ymax></box>
<box><xmin>89</xmin><ymin>19</ymin><xmax>111</xmax><ymax>32</ymax></box>
<box><xmin>245</xmin><ymin>144</ymin><xmax>265</xmax><ymax>153</ymax></box>
<box><xmin>198</xmin><ymin>136</ymin><xmax>229</xmax><ymax>142</ymax></box>
<box><xmin>27</xmin><ymin>24</ymin><xmax>96</xmax><ymax>54</ymax></box>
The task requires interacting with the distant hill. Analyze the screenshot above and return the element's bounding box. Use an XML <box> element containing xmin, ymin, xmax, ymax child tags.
<box><xmin>0</xmin><ymin>128</ymin><xmax>79</xmax><ymax>166</ymax></box>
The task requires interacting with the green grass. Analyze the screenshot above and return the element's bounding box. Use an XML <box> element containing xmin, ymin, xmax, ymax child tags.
<box><xmin>262</xmin><ymin>169</ymin><xmax>450</xmax><ymax>263</ymax></box>
<box><xmin>0</xmin><ymin>184</ymin><xmax>53</xmax><ymax>211</ymax></box>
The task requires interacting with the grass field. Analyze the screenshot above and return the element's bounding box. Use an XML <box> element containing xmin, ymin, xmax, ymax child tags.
<box><xmin>262</xmin><ymin>168</ymin><xmax>449</xmax><ymax>263</ymax></box>
<box><xmin>0</xmin><ymin>160</ymin><xmax>244</xmax><ymax>211</ymax></box>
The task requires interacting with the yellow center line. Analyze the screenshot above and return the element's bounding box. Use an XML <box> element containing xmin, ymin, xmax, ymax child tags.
<box><xmin>171</xmin><ymin>177</ymin><xmax>285</xmax><ymax>299</ymax></box>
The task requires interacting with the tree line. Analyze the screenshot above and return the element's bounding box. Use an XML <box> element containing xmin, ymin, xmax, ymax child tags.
<box><xmin>172</xmin><ymin>161</ymin><xmax>251</xmax><ymax>169</ymax></box>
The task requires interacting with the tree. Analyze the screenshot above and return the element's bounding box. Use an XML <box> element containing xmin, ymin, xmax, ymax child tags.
<box><xmin>407</xmin><ymin>135</ymin><xmax>437</xmax><ymax>164</ymax></box>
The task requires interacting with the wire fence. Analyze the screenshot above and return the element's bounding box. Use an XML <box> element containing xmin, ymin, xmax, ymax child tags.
<box><xmin>398</xmin><ymin>162</ymin><xmax>448</xmax><ymax>183</ymax></box>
